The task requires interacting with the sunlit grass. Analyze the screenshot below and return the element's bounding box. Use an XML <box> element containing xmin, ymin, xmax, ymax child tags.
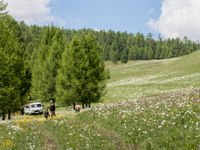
<box><xmin>104</xmin><ymin>50</ymin><xmax>200</xmax><ymax>103</ymax></box>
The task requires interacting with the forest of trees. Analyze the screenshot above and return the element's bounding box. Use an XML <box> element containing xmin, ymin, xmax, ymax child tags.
<box><xmin>1</xmin><ymin>0</ymin><xmax>200</xmax><ymax>119</ymax></box>
<box><xmin>20</xmin><ymin>25</ymin><xmax>200</xmax><ymax>64</ymax></box>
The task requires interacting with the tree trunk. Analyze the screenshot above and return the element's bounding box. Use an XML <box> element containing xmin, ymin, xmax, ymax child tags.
<box><xmin>2</xmin><ymin>111</ymin><xmax>5</xmax><ymax>120</ymax></box>
<box><xmin>82</xmin><ymin>103</ymin><xmax>85</xmax><ymax>109</ymax></box>
<box><xmin>89</xmin><ymin>102</ymin><xmax>91</xmax><ymax>108</ymax></box>
<box><xmin>8</xmin><ymin>110</ymin><xmax>11</xmax><ymax>120</ymax></box>
<box><xmin>86</xmin><ymin>103</ymin><xmax>88</xmax><ymax>108</ymax></box>
<box><xmin>73</xmin><ymin>102</ymin><xmax>76</xmax><ymax>110</ymax></box>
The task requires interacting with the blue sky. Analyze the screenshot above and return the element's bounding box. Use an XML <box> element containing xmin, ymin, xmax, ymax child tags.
<box><xmin>5</xmin><ymin>0</ymin><xmax>200</xmax><ymax>40</ymax></box>
<box><xmin>50</xmin><ymin>0</ymin><xmax>162</xmax><ymax>36</ymax></box>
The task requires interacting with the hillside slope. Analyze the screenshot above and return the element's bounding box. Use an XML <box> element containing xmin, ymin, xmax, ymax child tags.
<box><xmin>104</xmin><ymin>50</ymin><xmax>200</xmax><ymax>103</ymax></box>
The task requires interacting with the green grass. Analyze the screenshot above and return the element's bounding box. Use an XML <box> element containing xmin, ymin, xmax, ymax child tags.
<box><xmin>1</xmin><ymin>50</ymin><xmax>200</xmax><ymax>149</ymax></box>
<box><xmin>104</xmin><ymin>50</ymin><xmax>200</xmax><ymax>103</ymax></box>
<box><xmin>79</xmin><ymin>89</ymin><xmax>200</xmax><ymax>149</ymax></box>
<box><xmin>1</xmin><ymin>89</ymin><xmax>199</xmax><ymax>149</ymax></box>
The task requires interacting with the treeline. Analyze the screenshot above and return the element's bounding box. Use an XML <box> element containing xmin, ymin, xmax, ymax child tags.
<box><xmin>20</xmin><ymin>24</ymin><xmax>200</xmax><ymax>64</ymax></box>
<box><xmin>66</xmin><ymin>30</ymin><xmax>200</xmax><ymax>63</ymax></box>
<box><xmin>93</xmin><ymin>31</ymin><xmax>200</xmax><ymax>63</ymax></box>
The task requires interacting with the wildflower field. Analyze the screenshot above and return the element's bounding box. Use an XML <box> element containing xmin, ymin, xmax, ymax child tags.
<box><xmin>104</xmin><ymin>50</ymin><xmax>200</xmax><ymax>103</ymax></box>
<box><xmin>1</xmin><ymin>51</ymin><xmax>200</xmax><ymax>149</ymax></box>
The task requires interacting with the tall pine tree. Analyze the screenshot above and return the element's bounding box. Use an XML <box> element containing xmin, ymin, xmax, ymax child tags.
<box><xmin>56</xmin><ymin>33</ymin><xmax>108</xmax><ymax>108</ymax></box>
<box><xmin>31</xmin><ymin>26</ymin><xmax>65</xmax><ymax>102</ymax></box>
<box><xmin>0</xmin><ymin>16</ymin><xmax>26</xmax><ymax>119</ymax></box>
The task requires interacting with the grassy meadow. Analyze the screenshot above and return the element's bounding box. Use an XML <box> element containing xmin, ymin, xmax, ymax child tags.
<box><xmin>1</xmin><ymin>51</ymin><xmax>200</xmax><ymax>150</ymax></box>
<box><xmin>104</xmin><ymin>50</ymin><xmax>200</xmax><ymax>103</ymax></box>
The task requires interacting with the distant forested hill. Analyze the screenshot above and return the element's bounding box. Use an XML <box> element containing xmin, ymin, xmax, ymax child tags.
<box><xmin>20</xmin><ymin>23</ymin><xmax>200</xmax><ymax>64</ymax></box>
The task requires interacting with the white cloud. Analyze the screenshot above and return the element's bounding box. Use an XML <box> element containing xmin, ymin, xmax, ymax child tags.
<box><xmin>148</xmin><ymin>0</ymin><xmax>200</xmax><ymax>41</ymax></box>
<box><xmin>5</xmin><ymin>0</ymin><xmax>56</xmax><ymax>25</ymax></box>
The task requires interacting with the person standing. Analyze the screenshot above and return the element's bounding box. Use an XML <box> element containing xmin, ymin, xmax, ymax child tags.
<box><xmin>50</xmin><ymin>100</ymin><xmax>55</xmax><ymax>117</ymax></box>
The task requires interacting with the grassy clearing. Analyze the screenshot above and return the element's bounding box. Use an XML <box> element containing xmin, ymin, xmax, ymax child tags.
<box><xmin>1</xmin><ymin>51</ymin><xmax>200</xmax><ymax>149</ymax></box>
<box><xmin>104</xmin><ymin>50</ymin><xmax>200</xmax><ymax>103</ymax></box>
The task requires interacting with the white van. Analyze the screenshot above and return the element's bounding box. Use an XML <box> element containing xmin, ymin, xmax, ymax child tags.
<box><xmin>24</xmin><ymin>102</ymin><xmax>43</xmax><ymax>115</ymax></box>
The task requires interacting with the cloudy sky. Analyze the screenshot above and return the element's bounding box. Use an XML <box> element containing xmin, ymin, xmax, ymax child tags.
<box><xmin>5</xmin><ymin>0</ymin><xmax>200</xmax><ymax>41</ymax></box>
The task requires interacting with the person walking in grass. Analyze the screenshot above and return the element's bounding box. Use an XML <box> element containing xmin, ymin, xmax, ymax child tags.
<box><xmin>44</xmin><ymin>108</ymin><xmax>49</xmax><ymax>119</ymax></box>
<box><xmin>50</xmin><ymin>100</ymin><xmax>55</xmax><ymax>117</ymax></box>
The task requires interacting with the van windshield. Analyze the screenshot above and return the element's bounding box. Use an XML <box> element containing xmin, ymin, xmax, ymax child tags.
<box><xmin>37</xmin><ymin>104</ymin><xmax>42</xmax><ymax>107</ymax></box>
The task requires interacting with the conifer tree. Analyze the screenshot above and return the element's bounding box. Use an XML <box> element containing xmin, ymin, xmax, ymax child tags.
<box><xmin>0</xmin><ymin>16</ymin><xmax>26</xmax><ymax>119</ymax></box>
<box><xmin>56</xmin><ymin>33</ymin><xmax>108</xmax><ymax>108</ymax></box>
<box><xmin>110</xmin><ymin>49</ymin><xmax>118</xmax><ymax>64</ymax></box>
<box><xmin>147</xmin><ymin>47</ymin><xmax>153</xmax><ymax>59</ymax></box>
<box><xmin>110</xmin><ymin>39</ymin><xmax>119</xmax><ymax>64</ymax></box>
<box><xmin>121</xmin><ymin>49</ymin><xmax>128</xmax><ymax>63</ymax></box>
<box><xmin>129</xmin><ymin>45</ymin><xmax>138</xmax><ymax>60</ymax></box>
<box><xmin>44</xmin><ymin>29</ymin><xmax>65</xmax><ymax>100</ymax></box>
<box><xmin>31</xmin><ymin>26</ymin><xmax>64</xmax><ymax>102</ymax></box>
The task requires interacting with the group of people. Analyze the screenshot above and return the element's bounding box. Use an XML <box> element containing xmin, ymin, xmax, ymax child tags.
<box><xmin>44</xmin><ymin>100</ymin><xmax>55</xmax><ymax>119</ymax></box>
<box><xmin>44</xmin><ymin>101</ymin><xmax>81</xmax><ymax>119</ymax></box>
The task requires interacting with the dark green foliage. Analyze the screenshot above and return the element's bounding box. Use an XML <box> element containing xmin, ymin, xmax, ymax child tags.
<box><xmin>30</xmin><ymin>26</ymin><xmax>65</xmax><ymax>102</ymax></box>
<box><xmin>56</xmin><ymin>33</ymin><xmax>107</xmax><ymax>106</ymax></box>
<box><xmin>89</xmin><ymin>30</ymin><xmax>200</xmax><ymax>62</ymax></box>
<box><xmin>0</xmin><ymin>16</ymin><xmax>27</xmax><ymax>116</ymax></box>
<box><xmin>129</xmin><ymin>46</ymin><xmax>138</xmax><ymax>60</ymax></box>
<box><xmin>121</xmin><ymin>49</ymin><xmax>128</xmax><ymax>63</ymax></box>
<box><xmin>22</xmin><ymin>26</ymin><xmax>200</xmax><ymax>65</ymax></box>
<box><xmin>110</xmin><ymin>49</ymin><xmax>119</xmax><ymax>64</ymax></box>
